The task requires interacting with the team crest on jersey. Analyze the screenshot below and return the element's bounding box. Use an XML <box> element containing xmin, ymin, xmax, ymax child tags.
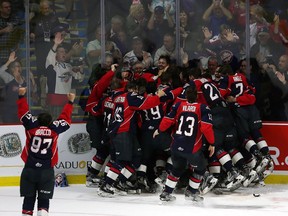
<box><xmin>68</xmin><ymin>133</ymin><xmax>92</xmax><ymax>154</ymax></box>
<box><xmin>0</xmin><ymin>133</ymin><xmax>22</xmax><ymax>158</ymax></box>
<box><xmin>219</xmin><ymin>50</ymin><xmax>233</xmax><ymax>64</ymax></box>
<box><xmin>58</xmin><ymin>71</ymin><xmax>71</xmax><ymax>83</ymax></box>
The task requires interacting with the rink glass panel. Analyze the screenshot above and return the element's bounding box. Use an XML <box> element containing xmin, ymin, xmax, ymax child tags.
<box><xmin>0</xmin><ymin>0</ymin><xmax>287</xmax><ymax>124</ymax></box>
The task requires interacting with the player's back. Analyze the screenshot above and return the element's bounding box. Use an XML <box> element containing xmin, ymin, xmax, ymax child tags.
<box><xmin>194</xmin><ymin>78</ymin><xmax>226</xmax><ymax>108</ymax></box>
<box><xmin>171</xmin><ymin>101</ymin><xmax>207</xmax><ymax>154</ymax></box>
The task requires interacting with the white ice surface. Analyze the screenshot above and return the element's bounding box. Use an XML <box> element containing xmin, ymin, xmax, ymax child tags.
<box><xmin>1</xmin><ymin>184</ymin><xmax>288</xmax><ymax>216</ymax></box>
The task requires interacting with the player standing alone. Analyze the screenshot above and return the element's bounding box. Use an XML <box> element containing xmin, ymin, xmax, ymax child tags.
<box><xmin>17</xmin><ymin>87</ymin><xmax>75</xmax><ymax>216</ymax></box>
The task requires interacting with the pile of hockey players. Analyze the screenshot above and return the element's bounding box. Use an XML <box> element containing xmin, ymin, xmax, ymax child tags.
<box><xmin>84</xmin><ymin>60</ymin><xmax>274</xmax><ymax>203</ymax></box>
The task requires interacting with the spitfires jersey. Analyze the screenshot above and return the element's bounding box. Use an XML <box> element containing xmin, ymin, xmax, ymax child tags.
<box><xmin>159</xmin><ymin>101</ymin><xmax>214</xmax><ymax>154</ymax></box>
<box><xmin>85</xmin><ymin>70</ymin><xmax>115</xmax><ymax>115</ymax></box>
<box><xmin>140</xmin><ymin>85</ymin><xmax>182</xmax><ymax>131</ymax></box>
<box><xmin>109</xmin><ymin>90</ymin><xmax>161</xmax><ymax>135</ymax></box>
<box><xmin>140</xmin><ymin>103</ymin><xmax>164</xmax><ymax>131</ymax></box>
<box><xmin>194</xmin><ymin>78</ymin><xmax>227</xmax><ymax>108</ymax></box>
<box><xmin>175</xmin><ymin>79</ymin><xmax>226</xmax><ymax>108</ymax></box>
<box><xmin>219</xmin><ymin>73</ymin><xmax>256</xmax><ymax>107</ymax></box>
<box><xmin>17</xmin><ymin>97</ymin><xmax>72</xmax><ymax>169</ymax></box>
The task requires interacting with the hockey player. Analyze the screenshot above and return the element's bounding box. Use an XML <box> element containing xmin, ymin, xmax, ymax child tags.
<box><xmin>153</xmin><ymin>86</ymin><xmax>215</xmax><ymax>202</ymax></box>
<box><xmin>218</xmin><ymin>64</ymin><xmax>274</xmax><ymax>182</ymax></box>
<box><xmin>18</xmin><ymin>87</ymin><xmax>75</xmax><ymax>216</ymax></box>
<box><xmin>85</xmin><ymin>64</ymin><xmax>117</xmax><ymax>187</ymax></box>
<box><xmin>137</xmin><ymin>73</ymin><xmax>182</xmax><ymax>192</ymax></box>
<box><xmin>176</xmin><ymin>68</ymin><xmax>253</xmax><ymax>193</ymax></box>
<box><xmin>98</xmin><ymin>80</ymin><xmax>166</xmax><ymax>197</ymax></box>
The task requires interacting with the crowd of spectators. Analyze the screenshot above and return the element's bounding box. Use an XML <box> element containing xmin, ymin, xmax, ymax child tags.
<box><xmin>1</xmin><ymin>0</ymin><xmax>288</xmax><ymax>123</ymax></box>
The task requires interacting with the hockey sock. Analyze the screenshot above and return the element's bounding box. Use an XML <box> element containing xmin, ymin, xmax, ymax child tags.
<box><xmin>244</xmin><ymin>140</ymin><xmax>259</xmax><ymax>156</ymax></box>
<box><xmin>216</xmin><ymin>150</ymin><xmax>233</xmax><ymax>172</ymax></box>
<box><xmin>256</xmin><ymin>139</ymin><xmax>269</xmax><ymax>156</ymax></box>
<box><xmin>119</xmin><ymin>165</ymin><xmax>135</xmax><ymax>183</ymax></box>
<box><xmin>188</xmin><ymin>172</ymin><xmax>203</xmax><ymax>192</ymax></box>
<box><xmin>164</xmin><ymin>174</ymin><xmax>179</xmax><ymax>194</ymax></box>
<box><xmin>90</xmin><ymin>155</ymin><xmax>105</xmax><ymax>175</ymax></box>
<box><xmin>246</xmin><ymin>157</ymin><xmax>257</xmax><ymax>169</ymax></box>
<box><xmin>136</xmin><ymin>164</ymin><xmax>147</xmax><ymax>177</ymax></box>
<box><xmin>104</xmin><ymin>160</ymin><xmax>113</xmax><ymax>176</ymax></box>
<box><xmin>229</xmin><ymin>149</ymin><xmax>245</xmax><ymax>169</ymax></box>
<box><xmin>105</xmin><ymin>163</ymin><xmax>121</xmax><ymax>186</ymax></box>
<box><xmin>208</xmin><ymin>161</ymin><xmax>221</xmax><ymax>176</ymax></box>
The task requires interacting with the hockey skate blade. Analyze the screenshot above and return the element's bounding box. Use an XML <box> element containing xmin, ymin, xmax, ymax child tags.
<box><xmin>114</xmin><ymin>189</ymin><xmax>128</xmax><ymax>196</ymax></box>
<box><xmin>86</xmin><ymin>181</ymin><xmax>101</xmax><ymax>188</ymax></box>
<box><xmin>158</xmin><ymin>200</ymin><xmax>176</xmax><ymax>205</ymax></box>
<box><xmin>127</xmin><ymin>188</ymin><xmax>141</xmax><ymax>194</ymax></box>
<box><xmin>212</xmin><ymin>188</ymin><xmax>223</xmax><ymax>195</ymax></box>
<box><xmin>184</xmin><ymin>196</ymin><xmax>204</xmax><ymax>202</ymax></box>
<box><xmin>159</xmin><ymin>196</ymin><xmax>176</xmax><ymax>204</ymax></box>
<box><xmin>97</xmin><ymin>189</ymin><xmax>114</xmax><ymax>198</ymax></box>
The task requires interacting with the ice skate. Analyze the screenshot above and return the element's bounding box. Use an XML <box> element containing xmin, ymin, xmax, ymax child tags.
<box><xmin>199</xmin><ymin>173</ymin><xmax>218</xmax><ymax>195</ymax></box>
<box><xmin>98</xmin><ymin>183</ymin><xmax>115</xmax><ymax>197</ymax></box>
<box><xmin>86</xmin><ymin>173</ymin><xmax>102</xmax><ymax>188</ymax></box>
<box><xmin>242</xmin><ymin>169</ymin><xmax>257</xmax><ymax>187</ymax></box>
<box><xmin>226</xmin><ymin>169</ymin><xmax>244</xmax><ymax>191</ymax></box>
<box><xmin>114</xmin><ymin>181</ymin><xmax>129</xmax><ymax>196</ymax></box>
<box><xmin>159</xmin><ymin>191</ymin><xmax>176</xmax><ymax>202</ymax></box>
<box><xmin>125</xmin><ymin>180</ymin><xmax>142</xmax><ymax>194</ymax></box>
<box><xmin>250</xmin><ymin>173</ymin><xmax>266</xmax><ymax>187</ymax></box>
<box><xmin>254</xmin><ymin>153</ymin><xmax>269</xmax><ymax>174</ymax></box>
<box><xmin>138</xmin><ymin>176</ymin><xmax>156</xmax><ymax>193</ymax></box>
<box><xmin>262</xmin><ymin>159</ymin><xmax>274</xmax><ymax>179</ymax></box>
<box><xmin>37</xmin><ymin>209</ymin><xmax>48</xmax><ymax>216</ymax></box>
<box><xmin>184</xmin><ymin>190</ymin><xmax>204</xmax><ymax>202</ymax></box>
<box><xmin>211</xmin><ymin>187</ymin><xmax>223</xmax><ymax>195</ymax></box>
<box><xmin>154</xmin><ymin>170</ymin><xmax>167</xmax><ymax>190</ymax></box>
<box><xmin>241</xmin><ymin>165</ymin><xmax>258</xmax><ymax>187</ymax></box>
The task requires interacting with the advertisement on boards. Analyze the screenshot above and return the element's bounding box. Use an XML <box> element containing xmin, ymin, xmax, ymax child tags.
<box><xmin>1</xmin><ymin>122</ymin><xmax>288</xmax><ymax>181</ymax></box>
<box><xmin>261</xmin><ymin>123</ymin><xmax>288</xmax><ymax>172</ymax></box>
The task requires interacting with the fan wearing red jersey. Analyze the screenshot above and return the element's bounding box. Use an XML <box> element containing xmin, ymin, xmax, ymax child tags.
<box><xmin>18</xmin><ymin>87</ymin><xmax>75</xmax><ymax>216</ymax></box>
